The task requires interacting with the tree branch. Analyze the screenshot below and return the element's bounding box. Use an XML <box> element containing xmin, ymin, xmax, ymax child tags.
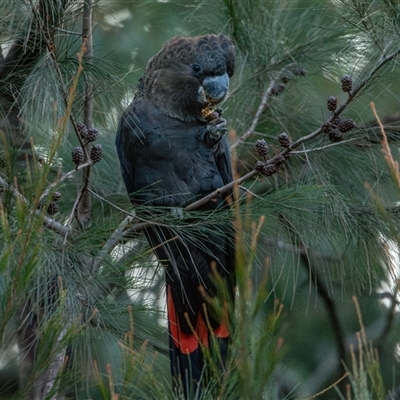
<box><xmin>75</xmin><ymin>0</ymin><xmax>94</xmax><ymax>229</ymax></box>
<box><xmin>37</xmin><ymin>330</ymin><xmax>68</xmax><ymax>400</ymax></box>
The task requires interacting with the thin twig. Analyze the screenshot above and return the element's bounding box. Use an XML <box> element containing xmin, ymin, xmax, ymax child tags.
<box><xmin>54</xmin><ymin>27</ymin><xmax>81</xmax><ymax>36</ymax></box>
<box><xmin>230</xmin><ymin>82</ymin><xmax>273</xmax><ymax>149</ymax></box>
<box><xmin>82</xmin><ymin>1</ymin><xmax>94</xmax><ymax>126</ymax></box>
<box><xmin>0</xmin><ymin>175</ymin><xmax>71</xmax><ymax>238</ymax></box>
<box><xmin>299</xmin><ymin>249</ymin><xmax>348</xmax><ymax>389</ymax></box>
<box><xmin>0</xmin><ymin>175</ymin><xmax>27</xmax><ymax>204</ymax></box>
<box><xmin>278</xmin><ymin>212</ymin><xmax>348</xmax><ymax>379</ymax></box>
<box><xmin>76</xmin><ymin>0</ymin><xmax>94</xmax><ymax>229</ymax></box>
<box><xmin>62</xmin><ymin>46</ymin><xmax>92</xmax><ymax>235</ymax></box>
<box><xmin>291</xmin><ymin>136</ymin><xmax>364</xmax><ymax>154</ymax></box>
<box><xmin>87</xmin><ymin>187</ymin><xmax>134</xmax><ymax>216</ymax></box>
<box><xmin>231</xmin><ymin>68</ymin><xmax>289</xmax><ymax>149</ymax></box>
<box><xmin>39</xmin><ymin>161</ymin><xmax>93</xmax><ymax>203</ymax></box>
<box><xmin>377</xmin><ymin>287</ymin><xmax>398</xmax><ymax>350</ymax></box>
<box><xmin>307</xmin><ymin>372</ymin><xmax>349</xmax><ymax>399</ymax></box>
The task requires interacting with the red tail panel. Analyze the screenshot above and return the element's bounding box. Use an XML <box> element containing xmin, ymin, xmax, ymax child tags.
<box><xmin>167</xmin><ymin>286</ymin><xmax>219</xmax><ymax>354</ymax></box>
<box><xmin>214</xmin><ymin>324</ymin><xmax>229</xmax><ymax>338</ymax></box>
<box><xmin>214</xmin><ymin>303</ymin><xmax>230</xmax><ymax>338</ymax></box>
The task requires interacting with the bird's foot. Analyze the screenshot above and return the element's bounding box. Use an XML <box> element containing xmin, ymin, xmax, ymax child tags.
<box><xmin>215</xmin><ymin>107</ymin><xmax>223</xmax><ymax>117</ymax></box>
<box><xmin>170</xmin><ymin>207</ymin><xmax>184</xmax><ymax>219</ymax></box>
<box><xmin>205</xmin><ymin>117</ymin><xmax>227</xmax><ymax>143</ymax></box>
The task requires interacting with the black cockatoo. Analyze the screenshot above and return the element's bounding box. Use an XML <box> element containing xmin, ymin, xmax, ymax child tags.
<box><xmin>116</xmin><ymin>33</ymin><xmax>235</xmax><ymax>398</ymax></box>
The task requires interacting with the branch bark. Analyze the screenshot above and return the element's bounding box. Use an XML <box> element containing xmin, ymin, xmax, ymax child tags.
<box><xmin>75</xmin><ymin>0</ymin><xmax>94</xmax><ymax>229</ymax></box>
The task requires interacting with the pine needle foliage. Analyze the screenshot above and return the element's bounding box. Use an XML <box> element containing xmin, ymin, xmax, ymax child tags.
<box><xmin>1</xmin><ymin>0</ymin><xmax>400</xmax><ymax>399</ymax></box>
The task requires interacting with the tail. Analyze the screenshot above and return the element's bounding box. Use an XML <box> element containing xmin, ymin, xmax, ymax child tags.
<box><xmin>167</xmin><ymin>285</ymin><xmax>230</xmax><ymax>399</ymax></box>
<box><xmin>144</xmin><ymin>225</ymin><xmax>234</xmax><ymax>399</ymax></box>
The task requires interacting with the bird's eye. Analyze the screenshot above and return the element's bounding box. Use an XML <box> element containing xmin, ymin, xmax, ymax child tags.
<box><xmin>192</xmin><ymin>64</ymin><xmax>202</xmax><ymax>73</ymax></box>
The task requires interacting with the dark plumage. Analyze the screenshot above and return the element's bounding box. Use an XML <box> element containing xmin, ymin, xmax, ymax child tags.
<box><xmin>116</xmin><ymin>33</ymin><xmax>235</xmax><ymax>398</ymax></box>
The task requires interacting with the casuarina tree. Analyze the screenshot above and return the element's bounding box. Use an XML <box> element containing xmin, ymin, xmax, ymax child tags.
<box><xmin>1</xmin><ymin>1</ymin><xmax>400</xmax><ymax>399</ymax></box>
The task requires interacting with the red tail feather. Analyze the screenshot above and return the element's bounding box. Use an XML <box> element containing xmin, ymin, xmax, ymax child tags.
<box><xmin>168</xmin><ymin>285</ymin><xmax>216</xmax><ymax>354</ymax></box>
